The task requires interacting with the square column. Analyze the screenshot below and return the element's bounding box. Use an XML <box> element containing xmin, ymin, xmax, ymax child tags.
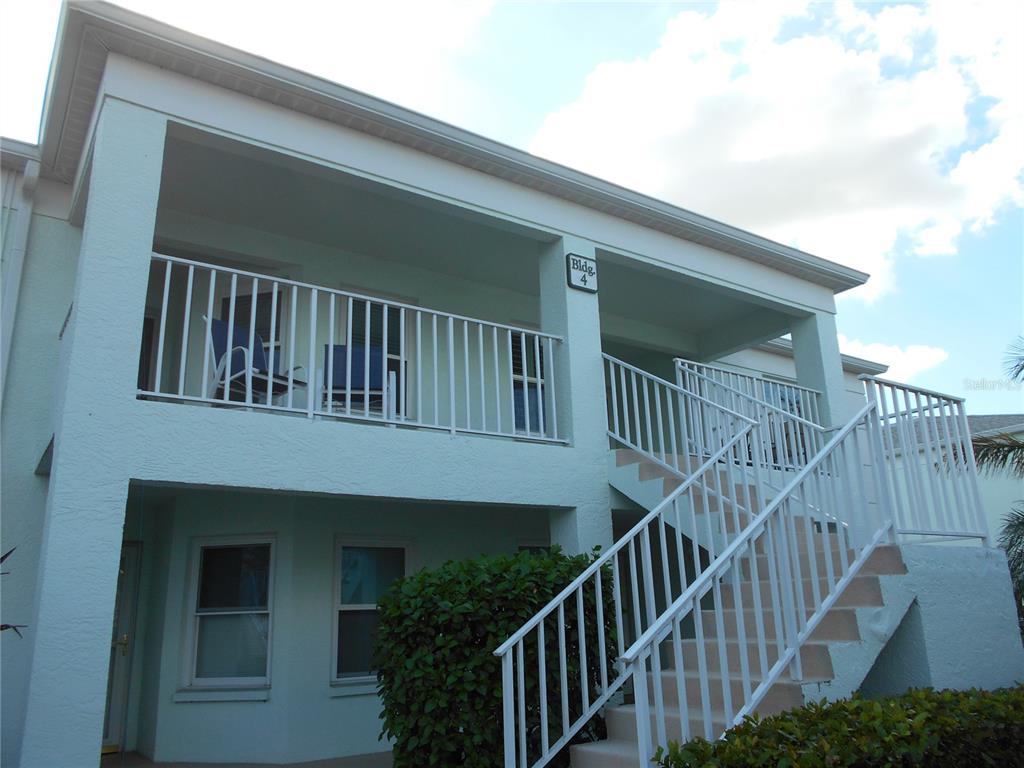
<box><xmin>540</xmin><ymin>237</ymin><xmax>612</xmax><ymax>554</ymax></box>
<box><xmin>791</xmin><ymin>311</ymin><xmax>849</xmax><ymax>428</ymax></box>
<box><xmin>18</xmin><ymin>101</ymin><xmax>166</xmax><ymax>768</ymax></box>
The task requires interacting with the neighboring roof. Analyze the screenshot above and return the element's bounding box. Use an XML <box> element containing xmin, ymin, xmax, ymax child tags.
<box><xmin>34</xmin><ymin>1</ymin><xmax>869</xmax><ymax>294</ymax></box>
<box><xmin>968</xmin><ymin>414</ymin><xmax>1024</xmax><ymax>437</ymax></box>
<box><xmin>757</xmin><ymin>338</ymin><xmax>889</xmax><ymax>376</ymax></box>
<box><xmin>0</xmin><ymin>137</ymin><xmax>40</xmax><ymax>173</ymax></box>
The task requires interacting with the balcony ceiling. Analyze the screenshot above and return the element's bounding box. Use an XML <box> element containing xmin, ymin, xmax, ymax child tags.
<box><xmin>597</xmin><ymin>259</ymin><xmax>788</xmax><ymax>335</ymax></box>
<box><xmin>156</xmin><ymin>130</ymin><xmax>547</xmax><ymax>296</ymax></box>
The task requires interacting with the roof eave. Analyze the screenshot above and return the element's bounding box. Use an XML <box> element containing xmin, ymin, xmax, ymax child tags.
<box><xmin>41</xmin><ymin>1</ymin><xmax>870</xmax><ymax>294</ymax></box>
<box><xmin>0</xmin><ymin>137</ymin><xmax>40</xmax><ymax>172</ymax></box>
<box><xmin>757</xmin><ymin>338</ymin><xmax>889</xmax><ymax>376</ymax></box>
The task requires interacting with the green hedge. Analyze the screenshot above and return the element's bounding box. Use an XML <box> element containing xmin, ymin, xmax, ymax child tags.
<box><xmin>657</xmin><ymin>686</ymin><xmax>1024</xmax><ymax>768</ymax></box>
<box><xmin>376</xmin><ymin>547</ymin><xmax>617</xmax><ymax>768</ymax></box>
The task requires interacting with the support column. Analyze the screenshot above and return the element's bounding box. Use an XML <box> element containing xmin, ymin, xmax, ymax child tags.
<box><xmin>791</xmin><ymin>311</ymin><xmax>848</xmax><ymax>428</ymax></box>
<box><xmin>19</xmin><ymin>101</ymin><xmax>166</xmax><ymax>768</ymax></box>
<box><xmin>540</xmin><ymin>236</ymin><xmax>612</xmax><ymax>554</ymax></box>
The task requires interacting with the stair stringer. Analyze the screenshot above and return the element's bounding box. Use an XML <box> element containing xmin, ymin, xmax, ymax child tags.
<box><xmin>800</xmin><ymin>555</ymin><xmax>915</xmax><ymax>703</ymax></box>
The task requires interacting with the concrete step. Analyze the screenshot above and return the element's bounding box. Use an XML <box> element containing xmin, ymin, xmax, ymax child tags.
<box><xmin>642</xmin><ymin>670</ymin><xmax>804</xmax><ymax>716</ymax></box>
<box><xmin>720</xmin><ymin>573</ymin><xmax>884</xmax><ymax>608</ymax></box>
<box><xmin>742</xmin><ymin>547</ymin><xmax>857</xmax><ymax>581</ymax></box>
<box><xmin>605</xmin><ymin>703</ymin><xmax>727</xmax><ymax>744</ymax></box>
<box><xmin>861</xmin><ymin>545</ymin><xmax>907</xmax><ymax>575</ymax></box>
<box><xmin>677</xmin><ymin>637</ymin><xmax>833</xmax><ymax>680</ymax></box>
<box><xmin>570</xmin><ymin>737</ymin><xmax>643</xmax><ymax>768</ymax></box>
<box><xmin>699</xmin><ymin>606</ymin><xmax>860</xmax><ymax>643</ymax></box>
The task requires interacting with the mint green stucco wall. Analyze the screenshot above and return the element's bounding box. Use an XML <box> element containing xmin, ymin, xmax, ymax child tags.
<box><xmin>127</xmin><ymin>488</ymin><xmax>548</xmax><ymax>763</ymax></box>
<box><xmin>0</xmin><ymin>211</ymin><xmax>81</xmax><ymax>767</ymax></box>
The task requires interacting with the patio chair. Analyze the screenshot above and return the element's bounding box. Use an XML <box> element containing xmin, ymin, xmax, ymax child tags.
<box><xmin>205</xmin><ymin>317</ymin><xmax>305</xmax><ymax>404</ymax></box>
<box><xmin>322</xmin><ymin>343</ymin><xmax>395</xmax><ymax>415</ymax></box>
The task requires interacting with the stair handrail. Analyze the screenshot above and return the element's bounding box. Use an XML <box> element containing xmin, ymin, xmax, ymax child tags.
<box><xmin>861</xmin><ymin>375</ymin><xmax>989</xmax><ymax>545</ymax></box>
<box><xmin>494</xmin><ymin>424</ymin><xmax>755</xmax><ymax>657</ymax></box>
<box><xmin>620</xmin><ymin>400</ymin><xmax>896</xmax><ymax>760</ymax></box>
<box><xmin>495</xmin><ymin>363</ymin><xmax>763</xmax><ymax>768</ymax></box>
<box><xmin>605</xmin><ymin>354</ymin><xmax>755</xmax><ymax>481</ymax></box>
<box><xmin>674</xmin><ymin>362</ymin><xmax>826</xmax><ymax>432</ymax></box>
<box><xmin>676</xmin><ymin>357</ymin><xmax>825</xmax><ymax>426</ymax></box>
<box><xmin>620</xmin><ymin>401</ymin><xmax>878</xmax><ymax>665</ymax></box>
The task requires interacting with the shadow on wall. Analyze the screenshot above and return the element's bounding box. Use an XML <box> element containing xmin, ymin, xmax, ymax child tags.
<box><xmin>859</xmin><ymin>600</ymin><xmax>931</xmax><ymax>699</ymax></box>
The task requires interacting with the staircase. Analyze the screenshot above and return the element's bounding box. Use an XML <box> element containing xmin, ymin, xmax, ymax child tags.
<box><xmin>494</xmin><ymin>357</ymin><xmax>990</xmax><ymax>768</ymax></box>
<box><xmin>570</xmin><ymin>542</ymin><xmax>909</xmax><ymax>767</ymax></box>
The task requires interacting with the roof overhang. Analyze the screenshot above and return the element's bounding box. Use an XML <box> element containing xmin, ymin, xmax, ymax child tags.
<box><xmin>758</xmin><ymin>338</ymin><xmax>888</xmax><ymax>376</ymax></box>
<box><xmin>0</xmin><ymin>137</ymin><xmax>40</xmax><ymax>173</ymax></box>
<box><xmin>37</xmin><ymin>1</ymin><xmax>870</xmax><ymax>294</ymax></box>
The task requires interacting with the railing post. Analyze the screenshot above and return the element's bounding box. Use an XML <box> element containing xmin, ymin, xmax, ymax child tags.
<box><xmin>631</xmin><ymin>655</ymin><xmax>653</xmax><ymax>767</ymax></box>
<box><xmin>501</xmin><ymin>651</ymin><xmax>516</xmax><ymax>768</ymax></box>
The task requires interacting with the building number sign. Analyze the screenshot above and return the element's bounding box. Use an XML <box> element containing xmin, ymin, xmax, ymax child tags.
<box><xmin>566</xmin><ymin>253</ymin><xmax>598</xmax><ymax>293</ymax></box>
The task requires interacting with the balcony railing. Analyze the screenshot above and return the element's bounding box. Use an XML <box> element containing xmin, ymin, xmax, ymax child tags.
<box><xmin>140</xmin><ymin>253</ymin><xmax>563</xmax><ymax>442</ymax></box>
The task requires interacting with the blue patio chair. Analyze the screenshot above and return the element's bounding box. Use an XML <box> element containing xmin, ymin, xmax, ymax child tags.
<box><xmin>206</xmin><ymin>317</ymin><xmax>304</xmax><ymax>403</ymax></box>
<box><xmin>322</xmin><ymin>344</ymin><xmax>387</xmax><ymax>411</ymax></box>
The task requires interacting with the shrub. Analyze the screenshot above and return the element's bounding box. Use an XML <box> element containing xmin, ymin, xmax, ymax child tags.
<box><xmin>657</xmin><ymin>685</ymin><xmax>1024</xmax><ymax>768</ymax></box>
<box><xmin>376</xmin><ymin>547</ymin><xmax>617</xmax><ymax>768</ymax></box>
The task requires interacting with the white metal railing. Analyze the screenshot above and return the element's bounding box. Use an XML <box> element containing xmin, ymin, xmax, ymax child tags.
<box><xmin>605</xmin><ymin>355</ymin><xmax>756</xmax><ymax>480</ymax></box>
<box><xmin>140</xmin><ymin>254</ymin><xmax>562</xmax><ymax>442</ymax></box>
<box><xmin>862</xmin><ymin>376</ymin><xmax>989</xmax><ymax>544</ymax></box>
<box><xmin>494</xmin><ymin>361</ymin><xmax>762</xmax><ymax>768</ymax></box>
<box><xmin>676</xmin><ymin>358</ymin><xmax>824</xmax><ymax>427</ymax></box>
<box><xmin>496</xmin><ymin>360</ymin><xmax>990</xmax><ymax>767</ymax></box>
<box><xmin>622</xmin><ymin>402</ymin><xmax>894</xmax><ymax>763</ymax></box>
<box><xmin>674</xmin><ymin>362</ymin><xmax>827</xmax><ymax>494</ymax></box>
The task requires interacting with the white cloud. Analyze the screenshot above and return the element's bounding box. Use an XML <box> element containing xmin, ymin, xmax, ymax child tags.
<box><xmin>529</xmin><ymin>1</ymin><xmax>1024</xmax><ymax>302</ymax></box>
<box><xmin>839</xmin><ymin>334</ymin><xmax>949</xmax><ymax>382</ymax></box>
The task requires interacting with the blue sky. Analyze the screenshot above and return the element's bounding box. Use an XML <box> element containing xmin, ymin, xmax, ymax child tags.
<box><xmin>2</xmin><ymin>1</ymin><xmax>1021</xmax><ymax>414</ymax></box>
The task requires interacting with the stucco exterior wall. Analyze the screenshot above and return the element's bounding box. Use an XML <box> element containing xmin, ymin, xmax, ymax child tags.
<box><xmin>127</xmin><ymin>489</ymin><xmax>548</xmax><ymax>763</ymax></box>
<box><xmin>0</xmin><ymin>211</ymin><xmax>81</xmax><ymax>767</ymax></box>
<box><xmin>861</xmin><ymin>544</ymin><xmax>1024</xmax><ymax>696</ymax></box>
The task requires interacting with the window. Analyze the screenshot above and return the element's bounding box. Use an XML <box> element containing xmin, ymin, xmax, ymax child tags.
<box><xmin>333</xmin><ymin>542</ymin><xmax>406</xmax><ymax>682</ymax></box>
<box><xmin>511</xmin><ymin>333</ymin><xmax>545</xmax><ymax>432</ymax></box>
<box><xmin>186</xmin><ymin>538</ymin><xmax>274</xmax><ymax>687</ymax></box>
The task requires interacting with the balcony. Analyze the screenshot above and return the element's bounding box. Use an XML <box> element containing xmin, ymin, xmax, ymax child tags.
<box><xmin>138</xmin><ymin>253</ymin><xmax>563</xmax><ymax>443</ymax></box>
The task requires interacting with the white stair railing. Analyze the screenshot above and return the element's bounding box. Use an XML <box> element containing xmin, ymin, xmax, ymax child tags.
<box><xmin>494</xmin><ymin>358</ymin><xmax>762</xmax><ymax>768</ymax></box>
<box><xmin>675</xmin><ymin>362</ymin><xmax>828</xmax><ymax>494</ymax></box>
<box><xmin>496</xmin><ymin>359</ymin><xmax>991</xmax><ymax>768</ymax></box>
<box><xmin>621</xmin><ymin>402</ymin><xmax>895</xmax><ymax>763</ymax></box>
<box><xmin>676</xmin><ymin>357</ymin><xmax>824</xmax><ymax>427</ymax></box>
<box><xmin>862</xmin><ymin>376</ymin><xmax>989</xmax><ymax>544</ymax></box>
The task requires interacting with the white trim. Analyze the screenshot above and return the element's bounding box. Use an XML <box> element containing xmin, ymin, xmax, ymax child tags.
<box><xmin>330</xmin><ymin>535</ymin><xmax>410</xmax><ymax>687</ymax></box>
<box><xmin>182</xmin><ymin>534</ymin><xmax>276</xmax><ymax>690</ymax></box>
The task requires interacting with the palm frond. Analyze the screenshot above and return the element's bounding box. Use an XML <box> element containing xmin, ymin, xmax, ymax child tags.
<box><xmin>972</xmin><ymin>433</ymin><xmax>1024</xmax><ymax>478</ymax></box>
<box><xmin>1006</xmin><ymin>335</ymin><xmax>1024</xmax><ymax>382</ymax></box>
<box><xmin>998</xmin><ymin>504</ymin><xmax>1024</xmax><ymax>592</ymax></box>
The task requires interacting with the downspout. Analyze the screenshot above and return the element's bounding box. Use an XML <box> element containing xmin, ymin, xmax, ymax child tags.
<box><xmin>1</xmin><ymin>158</ymin><xmax>40</xmax><ymax>406</ymax></box>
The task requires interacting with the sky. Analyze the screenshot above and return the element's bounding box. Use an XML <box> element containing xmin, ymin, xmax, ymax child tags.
<box><xmin>1</xmin><ymin>0</ymin><xmax>1022</xmax><ymax>414</ymax></box>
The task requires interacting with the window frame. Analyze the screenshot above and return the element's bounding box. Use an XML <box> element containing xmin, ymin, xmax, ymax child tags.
<box><xmin>183</xmin><ymin>534</ymin><xmax>276</xmax><ymax>689</ymax></box>
<box><xmin>330</xmin><ymin>536</ymin><xmax>410</xmax><ymax>687</ymax></box>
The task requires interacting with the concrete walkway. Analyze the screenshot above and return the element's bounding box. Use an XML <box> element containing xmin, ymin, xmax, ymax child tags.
<box><xmin>102</xmin><ymin>751</ymin><xmax>393</xmax><ymax>768</ymax></box>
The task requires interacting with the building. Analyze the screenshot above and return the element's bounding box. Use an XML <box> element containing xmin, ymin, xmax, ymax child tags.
<box><xmin>967</xmin><ymin>415</ymin><xmax>1024</xmax><ymax>543</ymax></box>
<box><xmin>2</xmin><ymin>3</ymin><xmax>1021</xmax><ymax>767</ymax></box>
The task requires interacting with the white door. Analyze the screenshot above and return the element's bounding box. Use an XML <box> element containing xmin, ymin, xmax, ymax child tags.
<box><xmin>102</xmin><ymin>543</ymin><xmax>141</xmax><ymax>754</ymax></box>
